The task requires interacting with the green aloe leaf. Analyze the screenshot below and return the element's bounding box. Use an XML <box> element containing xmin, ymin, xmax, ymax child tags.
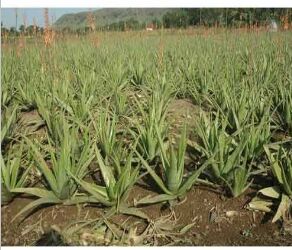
<box><xmin>95</xmin><ymin>145</ymin><xmax>116</xmax><ymax>188</ymax></box>
<box><xmin>134</xmin><ymin>194</ymin><xmax>177</xmax><ymax>206</ymax></box>
<box><xmin>179</xmin><ymin>157</ymin><xmax>213</xmax><ymax>194</ymax></box>
<box><xmin>25</xmin><ymin>137</ymin><xmax>58</xmax><ymax>194</ymax></box>
<box><xmin>118</xmin><ymin>205</ymin><xmax>150</xmax><ymax>221</ymax></box>
<box><xmin>68</xmin><ymin>171</ymin><xmax>112</xmax><ymax>206</ymax></box>
<box><xmin>11</xmin><ymin>187</ymin><xmax>57</xmax><ymax>199</ymax></box>
<box><xmin>135</xmin><ymin>149</ymin><xmax>171</xmax><ymax>195</ymax></box>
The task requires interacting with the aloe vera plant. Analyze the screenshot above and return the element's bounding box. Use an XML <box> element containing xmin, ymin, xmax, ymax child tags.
<box><xmin>92</xmin><ymin>108</ymin><xmax>124</xmax><ymax>165</ymax></box>
<box><xmin>111</xmin><ymin>88</ymin><xmax>128</xmax><ymax>116</ymax></box>
<box><xmin>70</xmin><ymin>145</ymin><xmax>148</xmax><ymax>220</ymax></box>
<box><xmin>1</xmin><ymin>83</ymin><xmax>16</xmax><ymax>109</ymax></box>
<box><xmin>129</xmin><ymin>85</ymin><xmax>170</xmax><ymax>162</ymax></box>
<box><xmin>1</xmin><ymin>144</ymin><xmax>31</xmax><ymax>205</ymax></box>
<box><xmin>248</xmin><ymin>144</ymin><xmax>292</xmax><ymax>222</ymax></box>
<box><xmin>193</xmin><ymin>112</ymin><xmax>252</xmax><ymax>197</ymax></box>
<box><xmin>225</xmin><ymin>149</ymin><xmax>253</xmax><ymax>198</ymax></box>
<box><xmin>274</xmin><ymin>83</ymin><xmax>292</xmax><ymax>135</ymax></box>
<box><xmin>134</xmin><ymin>125</ymin><xmax>212</xmax><ymax>205</ymax></box>
<box><xmin>11</xmin><ymin>121</ymin><xmax>95</xmax><ymax>220</ymax></box>
<box><xmin>54</xmin><ymin>84</ymin><xmax>94</xmax><ymax>125</ymax></box>
<box><xmin>1</xmin><ymin>106</ymin><xmax>18</xmax><ymax>146</ymax></box>
<box><xmin>237</xmin><ymin>113</ymin><xmax>271</xmax><ymax>162</ymax></box>
<box><xmin>15</xmin><ymin>80</ymin><xmax>37</xmax><ymax>111</ymax></box>
<box><xmin>225</xmin><ymin>91</ymin><xmax>252</xmax><ymax>133</ymax></box>
<box><xmin>130</xmin><ymin>62</ymin><xmax>146</xmax><ymax>87</ymax></box>
<box><xmin>35</xmin><ymin>93</ymin><xmax>65</xmax><ymax>144</ymax></box>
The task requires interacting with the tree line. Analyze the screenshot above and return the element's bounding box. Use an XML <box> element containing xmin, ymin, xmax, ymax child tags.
<box><xmin>100</xmin><ymin>8</ymin><xmax>291</xmax><ymax>31</ymax></box>
<box><xmin>163</xmin><ymin>8</ymin><xmax>291</xmax><ymax>28</ymax></box>
<box><xmin>1</xmin><ymin>8</ymin><xmax>291</xmax><ymax>37</ymax></box>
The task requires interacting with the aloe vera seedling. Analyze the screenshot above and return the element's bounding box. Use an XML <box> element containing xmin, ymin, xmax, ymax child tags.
<box><xmin>11</xmin><ymin>121</ymin><xmax>95</xmax><ymax>221</ymax></box>
<box><xmin>241</xmin><ymin>114</ymin><xmax>271</xmax><ymax>161</ymax></box>
<box><xmin>248</xmin><ymin>144</ymin><xmax>292</xmax><ymax>222</ymax></box>
<box><xmin>1</xmin><ymin>144</ymin><xmax>31</xmax><ymax>205</ymax></box>
<box><xmin>193</xmin><ymin>112</ymin><xmax>251</xmax><ymax>197</ymax></box>
<box><xmin>70</xmin><ymin>145</ymin><xmax>148</xmax><ymax>220</ymax></box>
<box><xmin>1</xmin><ymin>106</ymin><xmax>18</xmax><ymax>146</ymax></box>
<box><xmin>91</xmin><ymin>108</ymin><xmax>124</xmax><ymax>167</ymax></box>
<box><xmin>129</xmin><ymin>90</ymin><xmax>169</xmax><ymax>163</ymax></box>
<box><xmin>273</xmin><ymin>82</ymin><xmax>292</xmax><ymax>135</ymax></box>
<box><xmin>35</xmin><ymin>93</ymin><xmax>64</xmax><ymax>144</ymax></box>
<box><xmin>135</xmin><ymin>125</ymin><xmax>212</xmax><ymax>205</ymax></box>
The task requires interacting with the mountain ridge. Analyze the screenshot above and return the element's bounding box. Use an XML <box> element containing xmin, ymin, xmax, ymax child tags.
<box><xmin>54</xmin><ymin>8</ymin><xmax>175</xmax><ymax>29</ymax></box>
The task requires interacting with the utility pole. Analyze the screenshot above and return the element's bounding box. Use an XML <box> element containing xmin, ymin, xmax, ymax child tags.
<box><xmin>225</xmin><ymin>8</ymin><xmax>228</xmax><ymax>28</ymax></box>
<box><xmin>15</xmin><ymin>8</ymin><xmax>18</xmax><ymax>31</ymax></box>
<box><xmin>249</xmin><ymin>9</ymin><xmax>251</xmax><ymax>29</ymax></box>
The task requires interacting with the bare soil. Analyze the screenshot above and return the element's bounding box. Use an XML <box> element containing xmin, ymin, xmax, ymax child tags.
<box><xmin>167</xmin><ymin>98</ymin><xmax>201</xmax><ymax>135</ymax></box>
<box><xmin>2</xmin><ymin>185</ymin><xmax>292</xmax><ymax>246</ymax></box>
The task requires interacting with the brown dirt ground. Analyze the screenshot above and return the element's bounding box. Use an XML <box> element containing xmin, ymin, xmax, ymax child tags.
<box><xmin>2</xmin><ymin>185</ymin><xmax>292</xmax><ymax>246</ymax></box>
<box><xmin>167</xmin><ymin>98</ymin><xmax>201</xmax><ymax>136</ymax></box>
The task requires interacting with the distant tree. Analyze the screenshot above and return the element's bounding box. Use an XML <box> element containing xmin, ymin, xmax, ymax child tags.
<box><xmin>125</xmin><ymin>18</ymin><xmax>140</xmax><ymax>30</ymax></box>
<box><xmin>26</xmin><ymin>25</ymin><xmax>38</xmax><ymax>36</ymax></box>
<box><xmin>152</xmin><ymin>18</ymin><xmax>162</xmax><ymax>29</ymax></box>
<box><xmin>39</xmin><ymin>27</ymin><xmax>44</xmax><ymax>35</ymax></box>
<box><xmin>1</xmin><ymin>26</ymin><xmax>9</xmax><ymax>38</ymax></box>
<box><xmin>19</xmin><ymin>24</ymin><xmax>25</xmax><ymax>33</ymax></box>
<box><xmin>84</xmin><ymin>26</ymin><xmax>92</xmax><ymax>33</ymax></box>
<box><xmin>9</xmin><ymin>27</ymin><xmax>17</xmax><ymax>36</ymax></box>
<box><xmin>76</xmin><ymin>27</ymin><xmax>86</xmax><ymax>35</ymax></box>
<box><xmin>163</xmin><ymin>10</ymin><xmax>189</xmax><ymax>28</ymax></box>
<box><xmin>50</xmin><ymin>8</ymin><xmax>292</xmax><ymax>33</ymax></box>
<box><xmin>163</xmin><ymin>8</ymin><xmax>291</xmax><ymax>29</ymax></box>
<box><xmin>62</xmin><ymin>26</ymin><xmax>73</xmax><ymax>34</ymax></box>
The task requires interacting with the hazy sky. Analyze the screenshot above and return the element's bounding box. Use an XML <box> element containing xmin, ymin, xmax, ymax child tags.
<box><xmin>1</xmin><ymin>8</ymin><xmax>98</xmax><ymax>29</ymax></box>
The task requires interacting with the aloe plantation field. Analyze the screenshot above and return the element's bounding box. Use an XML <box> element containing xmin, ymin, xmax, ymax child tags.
<box><xmin>1</xmin><ymin>30</ymin><xmax>292</xmax><ymax>246</ymax></box>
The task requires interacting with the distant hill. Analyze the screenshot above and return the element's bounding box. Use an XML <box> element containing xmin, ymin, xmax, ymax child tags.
<box><xmin>54</xmin><ymin>8</ymin><xmax>175</xmax><ymax>30</ymax></box>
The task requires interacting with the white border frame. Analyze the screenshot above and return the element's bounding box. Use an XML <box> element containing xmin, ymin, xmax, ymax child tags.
<box><xmin>2</xmin><ymin>0</ymin><xmax>292</xmax><ymax>8</ymax></box>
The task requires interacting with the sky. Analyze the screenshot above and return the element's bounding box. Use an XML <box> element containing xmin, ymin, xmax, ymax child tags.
<box><xmin>1</xmin><ymin>8</ymin><xmax>98</xmax><ymax>29</ymax></box>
